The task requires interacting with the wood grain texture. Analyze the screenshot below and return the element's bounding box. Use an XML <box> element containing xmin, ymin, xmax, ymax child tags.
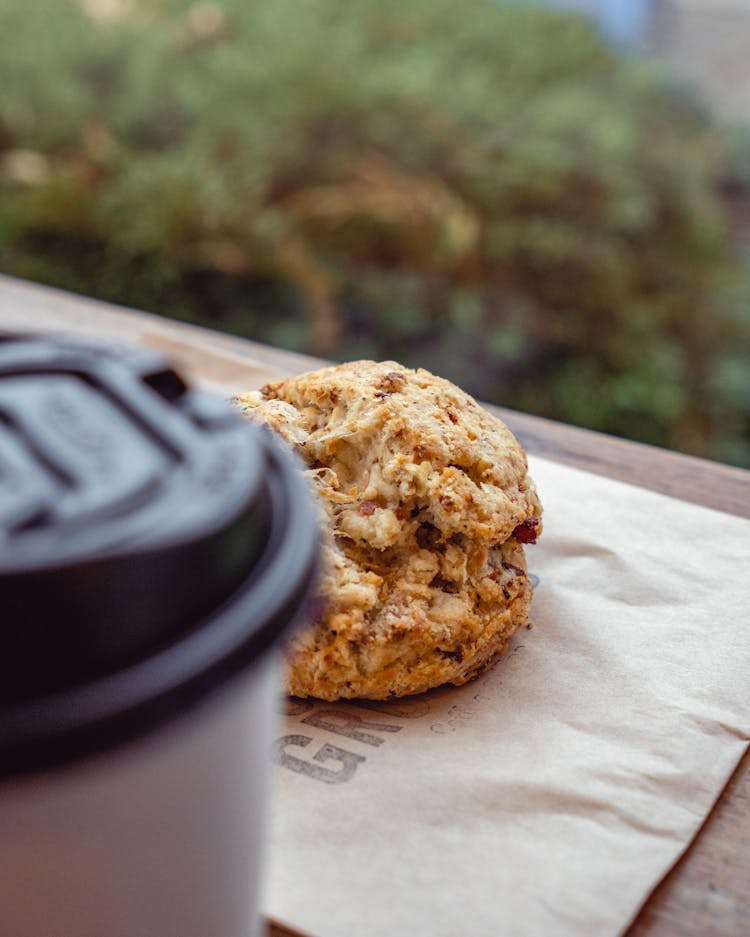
<box><xmin>1</xmin><ymin>275</ymin><xmax>748</xmax><ymax>937</ymax></box>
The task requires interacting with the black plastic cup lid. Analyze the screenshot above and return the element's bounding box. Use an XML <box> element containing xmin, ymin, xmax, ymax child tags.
<box><xmin>0</xmin><ymin>334</ymin><xmax>319</xmax><ymax>779</ymax></box>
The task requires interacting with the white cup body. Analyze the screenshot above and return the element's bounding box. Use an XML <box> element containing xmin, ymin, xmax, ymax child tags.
<box><xmin>0</xmin><ymin>654</ymin><xmax>280</xmax><ymax>937</ymax></box>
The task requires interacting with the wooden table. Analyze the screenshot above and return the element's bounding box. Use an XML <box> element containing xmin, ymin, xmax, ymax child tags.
<box><xmin>2</xmin><ymin>274</ymin><xmax>748</xmax><ymax>937</ymax></box>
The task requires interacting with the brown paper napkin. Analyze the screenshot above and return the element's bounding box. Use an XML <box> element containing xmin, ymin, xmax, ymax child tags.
<box><xmin>263</xmin><ymin>455</ymin><xmax>750</xmax><ymax>937</ymax></box>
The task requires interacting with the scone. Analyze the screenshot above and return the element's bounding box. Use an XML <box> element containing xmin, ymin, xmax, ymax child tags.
<box><xmin>233</xmin><ymin>360</ymin><xmax>542</xmax><ymax>700</ymax></box>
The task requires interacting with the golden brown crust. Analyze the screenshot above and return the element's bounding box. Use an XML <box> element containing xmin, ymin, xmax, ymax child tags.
<box><xmin>233</xmin><ymin>360</ymin><xmax>541</xmax><ymax>700</ymax></box>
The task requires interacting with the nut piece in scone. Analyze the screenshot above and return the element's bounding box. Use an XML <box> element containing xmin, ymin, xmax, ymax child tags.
<box><xmin>233</xmin><ymin>360</ymin><xmax>542</xmax><ymax>700</ymax></box>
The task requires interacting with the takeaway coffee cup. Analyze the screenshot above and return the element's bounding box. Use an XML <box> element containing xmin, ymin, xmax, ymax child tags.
<box><xmin>0</xmin><ymin>334</ymin><xmax>318</xmax><ymax>937</ymax></box>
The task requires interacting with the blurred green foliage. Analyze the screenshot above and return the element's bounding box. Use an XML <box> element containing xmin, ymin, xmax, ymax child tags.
<box><xmin>1</xmin><ymin>0</ymin><xmax>749</xmax><ymax>464</ymax></box>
